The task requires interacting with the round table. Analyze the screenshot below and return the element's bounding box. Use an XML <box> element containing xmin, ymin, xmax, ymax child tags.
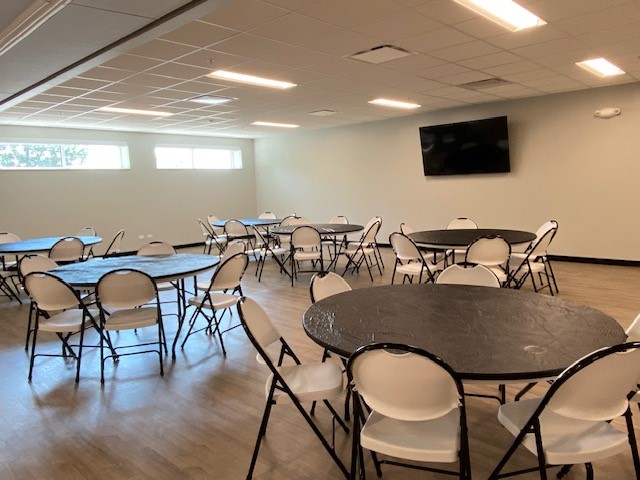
<box><xmin>51</xmin><ymin>253</ymin><xmax>220</xmax><ymax>358</ymax></box>
<box><xmin>50</xmin><ymin>253</ymin><xmax>218</xmax><ymax>288</ymax></box>
<box><xmin>409</xmin><ymin>229</ymin><xmax>536</xmax><ymax>249</ymax></box>
<box><xmin>303</xmin><ymin>284</ymin><xmax>625</xmax><ymax>382</ymax></box>
<box><xmin>270</xmin><ymin>223</ymin><xmax>364</xmax><ymax>236</ymax></box>
<box><xmin>212</xmin><ymin>218</ymin><xmax>282</xmax><ymax>228</ymax></box>
<box><xmin>0</xmin><ymin>236</ymin><xmax>102</xmax><ymax>255</ymax></box>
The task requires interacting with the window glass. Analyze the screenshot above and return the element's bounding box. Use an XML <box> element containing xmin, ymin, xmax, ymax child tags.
<box><xmin>155</xmin><ymin>146</ymin><xmax>243</xmax><ymax>169</ymax></box>
<box><xmin>0</xmin><ymin>142</ymin><xmax>129</xmax><ymax>170</ymax></box>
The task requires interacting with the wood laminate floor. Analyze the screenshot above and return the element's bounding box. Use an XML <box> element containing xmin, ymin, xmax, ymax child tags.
<box><xmin>0</xmin><ymin>249</ymin><xmax>639</xmax><ymax>479</ymax></box>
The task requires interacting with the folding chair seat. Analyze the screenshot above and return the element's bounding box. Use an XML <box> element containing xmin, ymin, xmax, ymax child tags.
<box><xmin>342</xmin><ymin>221</ymin><xmax>382</xmax><ymax>281</ymax></box>
<box><xmin>178</xmin><ymin>253</ymin><xmax>248</xmax><ymax>357</ymax></box>
<box><xmin>49</xmin><ymin>236</ymin><xmax>85</xmax><ymax>264</ymax></box>
<box><xmin>96</xmin><ymin>269</ymin><xmax>165</xmax><ymax>383</ymax></box>
<box><xmin>489</xmin><ymin>342</ymin><xmax>640</xmax><ymax>480</ymax></box>
<box><xmin>347</xmin><ymin>343</ymin><xmax>471</xmax><ymax>479</ymax></box>
<box><xmin>23</xmin><ymin>272</ymin><xmax>97</xmax><ymax>383</ymax></box>
<box><xmin>290</xmin><ymin>226</ymin><xmax>324</xmax><ymax>286</ymax></box>
<box><xmin>465</xmin><ymin>236</ymin><xmax>510</xmax><ymax>285</ymax></box>
<box><xmin>237</xmin><ymin>297</ymin><xmax>349</xmax><ymax>479</ymax></box>
<box><xmin>104</xmin><ymin>229</ymin><xmax>125</xmax><ymax>257</ymax></box>
<box><xmin>389</xmin><ymin>232</ymin><xmax>439</xmax><ymax>284</ymax></box>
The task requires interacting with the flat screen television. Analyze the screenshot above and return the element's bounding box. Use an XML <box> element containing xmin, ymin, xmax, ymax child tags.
<box><xmin>419</xmin><ymin>116</ymin><xmax>510</xmax><ymax>176</ymax></box>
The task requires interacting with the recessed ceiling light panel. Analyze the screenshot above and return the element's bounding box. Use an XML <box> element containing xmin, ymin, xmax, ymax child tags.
<box><xmin>576</xmin><ymin>58</ymin><xmax>625</xmax><ymax>77</ymax></box>
<box><xmin>252</xmin><ymin>121</ymin><xmax>299</xmax><ymax>128</ymax></box>
<box><xmin>368</xmin><ymin>98</ymin><xmax>421</xmax><ymax>110</ymax></box>
<box><xmin>98</xmin><ymin>107</ymin><xmax>173</xmax><ymax>117</ymax></box>
<box><xmin>453</xmin><ymin>0</ymin><xmax>546</xmax><ymax>31</ymax></box>
<box><xmin>208</xmin><ymin>70</ymin><xmax>296</xmax><ymax>89</ymax></box>
<box><xmin>189</xmin><ymin>95</ymin><xmax>236</xmax><ymax>105</ymax></box>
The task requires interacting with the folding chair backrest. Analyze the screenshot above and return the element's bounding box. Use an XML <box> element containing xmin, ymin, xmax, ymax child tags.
<box><xmin>279</xmin><ymin>215</ymin><xmax>298</xmax><ymax>227</ymax></box>
<box><xmin>292</xmin><ymin>226</ymin><xmax>320</xmax><ymax>250</ymax></box>
<box><xmin>198</xmin><ymin>218</ymin><xmax>214</xmax><ymax>237</ymax></box>
<box><xmin>447</xmin><ymin>218</ymin><xmax>477</xmax><ymax>229</ymax></box>
<box><xmin>137</xmin><ymin>241</ymin><xmax>176</xmax><ymax>256</ymax></box>
<box><xmin>400</xmin><ymin>223</ymin><xmax>414</xmax><ymax>235</ymax></box>
<box><xmin>310</xmin><ymin>272</ymin><xmax>351</xmax><ymax>303</ymax></box>
<box><xmin>222</xmin><ymin>240</ymin><xmax>246</xmax><ymax>260</ymax></box>
<box><xmin>528</xmin><ymin>226</ymin><xmax>556</xmax><ymax>258</ymax></box>
<box><xmin>208</xmin><ymin>252</ymin><xmax>248</xmax><ymax>291</ymax></box>
<box><xmin>329</xmin><ymin>215</ymin><xmax>348</xmax><ymax>224</ymax></box>
<box><xmin>76</xmin><ymin>226</ymin><xmax>96</xmax><ymax>236</ymax></box>
<box><xmin>49</xmin><ymin>236</ymin><xmax>84</xmax><ymax>262</ymax></box>
<box><xmin>546</xmin><ymin>343</ymin><xmax>640</xmax><ymax>421</ymax></box>
<box><xmin>626</xmin><ymin>313</ymin><xmax>640</xmax><ymax>340</ymax></box>
<box><xmin>105</xmin><ymin>229</ymin><xmax>125</xmax><ymax>257</ymax></box>
<box><xmin>288</xmin><ymin>217</ymin><xmax>307</xmax><ymax>226</ymax></box>
<box><xmin>389</xmin><ymin>232</ymin><xmax>421</xmax><ymax>262</ymax></box>
<box><xmin>0</xmin><ymin>232</ymin><xmax>20</xmax><ymax>244</ymax></box>
<box><xmin>96</xmin><ymin>269</ymin><xmax>157</xmax><ymax>309</ymax></box>
<box><xmin>258</xmin><ymin>212</ymin><xmax>277</xmax><ymax>219</ymax></box>
<box><xmin>535</xmin><ymin>220</ymin><xmax>558</xmax><ymax>240</ymax></box>
<box><xmin>24</xmin><ymin>272</ymin><xmax>80</xmax><ymax>311</ymax></box>
<box><xmin>19</xmin><ymin>254</ymin><xmax>58</xmax><ymax>279</ymax></box>
<box><xmin>225</xmin><ymin>219</ymin><xmax>249</xmax><ymax>237</ymax></box>
<box><xmin>207</xmin><ymin>214</ymin><xmax>225</xmax><ymax>236</ymax></box>
<box><xmin>360</xmin><ymin>221</ymin><xmax>381</xmax><ymax>245</ymax></box>
<box><xmin>436</xmin><ymin>263</ymin><xmax>500</xmax><ymax>287</ymax></box>
<box><xmin>349</xmin><ymin>344</ymin><xmax>461</xmax><ymax>421</ymax></box>
<box><xmin>465</xmin><ymin>236</ymin><xmax>510</xmax><ymax>267</ymax></box>
<box><xmin>238</xmin><ymin>296</ymin><xmax>282</xmax><ymax>353</ymax></box>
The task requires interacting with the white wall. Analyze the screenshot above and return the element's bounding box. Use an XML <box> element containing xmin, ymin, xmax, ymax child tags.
<box><xmin>0</xmin><ymin>126</ymin><xmax>256</xmax><ymax>253</ymax></box>
<box><xmin>255</xmin><ymin>83</ymin><xmax>640</xmax><ymax>261</ymax></box>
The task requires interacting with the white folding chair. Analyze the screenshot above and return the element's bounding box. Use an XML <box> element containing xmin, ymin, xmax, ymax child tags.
<box><xmin>509</xmin><ymin>223</ymin><xmax>559</xmax><ymax>295</ymax></box>
<box><xmin>49</xmin><ymin>236</ymin><xmax>84</xmax><ymax>264</ymax></box>
<box><xmin>0</xmin><ymin>232</ymin><xmax>21</xmax><ymax>302</ymax></box>
<box><xmin>290</xmin><ymin>226</ymin><xmax>324</xmax><ymax>287</ymax></box>
<box><xmin>76</xmin><ymin>226</ymin><xmax>97</xmax><ymax>259</ymax></box>
<box><xmin>465</xmin><ymin>236</ymin><xmax>511</xmax><ymax>286</ymax></box>
<box><xmin>348</xmin><ymin>343</ymin><xmax>471</xmax><ymax>479</ymax></box>
<box><xmin>489</xmin><ymin>342</ymin><xmax>640</xmax><ymax>480</ymax></box>
<box><xmin>104</xmin><ymin>229</ymin><xmax>125</xmax><ymax>257</ymax></box>
<box><xmin>237</xmin><ymin>297</ymin><xmax>349</xmax><ymax>479</ymax></box>
<box><xmin>342</xmin><ymin>221</ymin><xmax>382</xmax><ymax>281</ymax></box>
<box><xmin>389</xmin><ymin>232</ymin><xmax>439</xmax><ymax>284</ymax></box>
<box><xmin>437</xmin><ymin>263</ymin><xmax>501</xmax><ymax>288</ymax></box>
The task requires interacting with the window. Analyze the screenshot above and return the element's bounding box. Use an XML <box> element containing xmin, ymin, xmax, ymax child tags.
<box><xmin>155</xmin><ymin>146</ymin><xmax>243</xmax><ymax>169</ymax></box>
<box><xmin>0</xmin><ymin>142</ymin><xmax>129</xmax><ymax>170</ymax></box>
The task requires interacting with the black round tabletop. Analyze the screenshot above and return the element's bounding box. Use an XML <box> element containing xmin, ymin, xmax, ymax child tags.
<box><xmin>303</xmin><ymin>284</ymin><xmax>625</xmax><ymax>381</ymax></box>
<box><xmin>212</xmin><ymin>218</ymin><xmax>282</xmax><ymax>227</ymax></box>
<box><xmin>50</xmin><ymin>253</ymin><xmax>219</xmax><ymax>288</ymax></box>
<box><xmin>409</xmin><ymin>229</ymin><xmax>536</xmax><ymax>248</ymax></box>
<box><xmin>271</xmin><ymin>223</ymin><xmax>364</xmax><ymax>235</ymax></box>
<box><xmin>0</xmin><ymin>236</ymin><xmax>102</xmax><ymax>254</ymax></box>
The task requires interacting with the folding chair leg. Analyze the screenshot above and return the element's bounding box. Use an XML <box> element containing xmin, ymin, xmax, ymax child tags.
<box><xmin>27</xmin><ymin>319</ymin><xmax>39</xmax><ymax>382</ymax></box>
<box><xmin>74</xmin><ymin>322</ymin><xmax>86</xmax><ymax>383</ymax></box>
<box><xmin>625</xmin><ymin>408</ymin><xmax>640</xmax><ymax>476</ymax></box>
<box><xmin>247</xmin><ymin>383</ymin><xmax>277</xmax><ymax>479</ymax></box>
<box><xmin>556</xmin><ymin>465</ymin><xmax>573</xmax><ymax>478</ymax></box>
<box><xmin>25</xmin><ymin>302</ymin><xmax>35</xmax><ymax>351</ymax></box>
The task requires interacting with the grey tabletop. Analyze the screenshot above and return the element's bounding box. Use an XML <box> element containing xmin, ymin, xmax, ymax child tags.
<box><xmin>212</xmin><ymin>218</ymin><xmax>282</xmax><ymax>227</ymax></box>
<box><xmin>50</xmin><ymin>253</ymin><xmax>219</xmax><ymax>288</ymax></box>
<box><xmin>271</xmin><ymin>223</ymin><xmax>364</xmax><ymax>235</ymax></box>
<box><xmin>409</xmin><ymin>229</ymin><xmax>536</xmax><ymax>248</ymax></box>
<box><xmin>303</xmin><ymin>283</ymin><xmax>625</xmax><ymax>381</ymax></box>
<box><xmin>0</xmin><ymin>236</ymin><xmax>102</xmax><ymax>255</ymax></box>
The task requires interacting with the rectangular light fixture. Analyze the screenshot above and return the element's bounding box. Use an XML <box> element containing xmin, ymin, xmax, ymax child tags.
<box><xmin>98</xmin><ymin>107</ymin><xmax>173</xmax><ymax>117</ymax></box>
<box><xmin>189</xmin><ymin>95</ymin><xmax>236</xmax><ymax>105</ymax></box>
<box><xmin>0</xmin><ymin>0</ymin><xmax>71</xmax><ymax>57</ymax></box>
<box><xmin>368</xmin><ymin>98</ymin><xmax>421</xmax><ymax>109</ymax></box>
<box><xmin>576</xmin><ymin>58</ymin><xmax>626</xmax><ymax>77</ymax></box>
<box><xmin>251</xmin><ymin>121</ymin><xmax>299</xmax><ymax>128</ymax></box>
<box><xmin>208</xmin><ymin>70</ymin><xmax>296</xmax><ymax>89</ymax></box>
<box><xmin>453</xmin><ymin>0</ymin><xmax>546</xmax><ymax>31</ymax></box>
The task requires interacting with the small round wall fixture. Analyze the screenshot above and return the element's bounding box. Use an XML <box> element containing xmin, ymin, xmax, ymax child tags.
<box><xmin>594</xmin><ymin>107</ymin><xmax>621</xmax><ymax>119</ymax></box>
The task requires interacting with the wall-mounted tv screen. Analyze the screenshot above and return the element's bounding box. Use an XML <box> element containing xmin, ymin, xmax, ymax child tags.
<box><xmin>419</xmin><ymin>116</ymin><xmax>510</xmax><ymax>176</ymax></box>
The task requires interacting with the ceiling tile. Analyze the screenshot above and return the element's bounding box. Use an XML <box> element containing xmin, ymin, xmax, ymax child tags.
<box><xmin>121</xmin><ymin>74</ymin><xmax>180</xmax><ymax>88</ymax></box>
<box><xmin>175</xmin><ymin>49</ymin><xmax>245</xmax><ymax>70</ymax></box>
<box><xmin>298</xmin><ymin>0</ymin><xmax>405</xmax><ymax>28</ymax></box>
<box><xmin>145</xmin><ymin>63</ymin><xmax>211</xmax><ymax>80</ymax></box>
<box><xmin>452</xmin><ymin>17</ymin><xmax>507</xmax><ymax>38</ymax></box>
<box><xmin>512</xmin><ymin>38</ymin><xmax>586</xmax><ymax>59</ymax></box>
<box><xmin>125</xmin><ymin>39</ymin><xmax>195</xmax><ymax>61</ymax></box>
<box><xmin>481</xmin><ymin>60</ymin><xmax>542</xmax><ymax>76</ymax></box>
<box><xmin>79</xmin><ymin>67</ymin><xmax>134</xmax><ymax>82</ymax></box>
<box><xmin>60</xmin><ymin>78</ymin><xmax>111</xmax><ymax>90</ymax></box>
<box><xmin>199</xmin><ymin>0</ymin><xmax>289</xmax><ymax>30</ymax></box>
<box><xmin>259</xmin><ymin>47</ymin><xmax>332</xmax><ymax>68</ymax></box>
<box><xmin>415</xmin><ymin>63</ymin><xmax>471</xmax><ymax>79</ymax></box>
<box><xmin>437</xmin><ymin>70</ymin><xmax>493</xmax><ymax>85</ymax></box>
<box><xmin>554</xmin><ymin>3</ymin><xmax>640</xmax><ymax>35</ymax></box>
<box><xmin>351</xmin><ymin>10</ymin><xmax>443</xmax><ymax>41</ymax></box>
<box><xmin>102</xmin><ymin>54</ymin><xmax>163</xmax><ymax>72</ymax></box>
<box><xmin>250</xmin><ymin>13</ymin><xmax>343</xmax><ymax>44</ymax></box>
<box><xmin>381</xmin><ymin>53</ymin><xmax>447</xmax><ymax>72</ymax></box>
<box><xmin>486</xmin><ymin>25</ymin><xmax>569</xmax><ymax>50</ymax></box>
<box><xmin>525</xmin><ymin>0</ymin><xmax>631</xmax><ymax>22</ymax></box>
<box><xmin>209</xmin><ymin>34</ymin><xmax>290</xmax><ymax>58</ymax></box>
<box><xmin>430</xmin><ymin>40</ymin><xmax>501</xmax><ymax>62</ymax></box>
<box><xmin>458</xmin><ymin>51</ymin><xmax>523</xmax><ymax>69</ymax></box>
<box><xmin>413</xmin><ymin>0</ymin><xmax>476</xmax><ymax>24</ymax></box>
<box><xmin>160</xmin><ymin>20</ymin><xmax>238</xmax><ymax>47</ymax></box>
<box><xmin>397</xmin><ymin>27</ymin><xmax>475</xmax><ymax>53</ymax></box>
<box><xmin>302</xmin><ymin>30</ymin><xmax>382</xmax><ymax>57</ymax></box>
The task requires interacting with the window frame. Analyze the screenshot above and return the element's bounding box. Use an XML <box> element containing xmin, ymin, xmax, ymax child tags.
<box><xmin>154</xmin><ymin>144</ymin><xmax>243</xmax><ymax>170</ymax></box>
<box><xmin>0</xmin><ymin>139</ymin><xmax>130</xmax><ymax>171</ymax></box>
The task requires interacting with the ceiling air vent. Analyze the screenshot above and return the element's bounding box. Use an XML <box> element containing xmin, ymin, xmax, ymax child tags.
<box><xmin>349</xmin><ymin>45</ymin><xmax>412</xmax><ymax>64</ymax></box>
<box><xmin>460</xmin><ymin>78</ymin><xmax>511</xmax><ymax>90</ymax></box>
<box><xmin>309</xmin><ymin>109</ymin><xmax>337</xmax><ymax>116</ymax></box>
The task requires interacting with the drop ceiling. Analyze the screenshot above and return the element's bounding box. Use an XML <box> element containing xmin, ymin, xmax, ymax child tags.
<box><xmin>1</xmin><ymin>0</ymin><xmax>639</xmax><ymax>138</ymax></box>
